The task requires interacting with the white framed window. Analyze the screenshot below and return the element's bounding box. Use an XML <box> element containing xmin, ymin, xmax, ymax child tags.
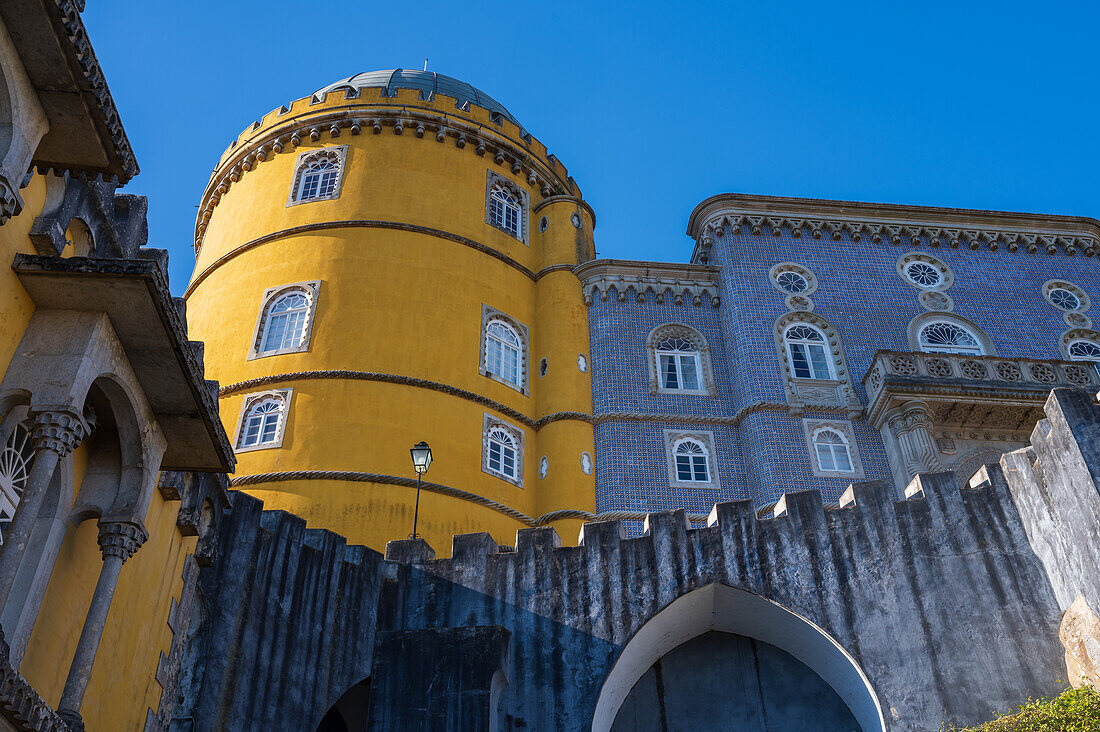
<box><xmin>1068</xmin><ymin>339</ymin><xmax>1100</xmax><ymax>377</ymax></box>
<box><xmin>1043</xmin><ymin>280</ymin><xmax>1090</xmax><ymax>312</ymax></box>
<box><xmin>647</xmin><ymin>324</ymin><xmax>714</xmax><ymax>395</ymax></box>
<box><xmin>802</xmin><ymin>419</ymin><xmax>865</xmax><ymax>479</ymax></box>
<box><xmin>484</xmin><ymin>170</ymin><xmax>528</xmax><ymax>243</ymax></box>
<box><xmin>479</xmin><ymin>306</ymin><xmax>529</xmax><ymax>394</ymax></box>
<box><xmin>784</xmin><ymin>324</ymin><xmax>833</xmax><ymax>379</ymax></box>
<box><xmin>0</xmin><ymin>415</ymin><xmax>34</xmax><ymax>545</ymax></box>
<box><xmin>897</xmin><ymin>253</ymin><xmax>952</xmax><ymax>291</ymax></box>
<box><xmin>655</xmin><ymin>336</ymin><xmax>702</xmax><ymax>391</ymax></box>
<box><xmin>249</xmin><ymin>281</ymin><xmax>320</xmax><ymax>359</ymax></box>
<box><xmin>813</xmin><ymin>429</ymin><xmax>854</xmax><ymax>473</ymax></box>
<box><xmin>482</xmin><ymin>415</ymin><xmax>524</xmax><ymax>487</ymax></box>
<box><xmin>918</xmin><ymin>321</ymin><xmax>983</xmax><ymax>355</ymax></box>
<box><xmin>769</xmin><ymin>263</ymin><xmax>818</xmax><ymax>296</ymax></box>
<box><xmin>287</xmin><ymin>147</ymin><xmax>347</xmax><ymax>206</ymax></box>
<box><xmin>235</xmin><ymin>390</ymin><xmax>292</xmax><ymax>453</ymax></box>
<box><xmin>664</xmin><ymin>430</ymin><xmax>720</xmax><ymax>489</ymax></box>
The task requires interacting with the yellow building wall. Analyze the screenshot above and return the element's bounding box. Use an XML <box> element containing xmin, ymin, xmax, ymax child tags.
<box><xmin>187</xmin><ymin>89</ymin><xmax>597</xmax><ymax>555</ymax></box>
<box><xmin>0</xmin><ymin>174</ymin><xmax>45</xmax><ymax>379</ymax></box>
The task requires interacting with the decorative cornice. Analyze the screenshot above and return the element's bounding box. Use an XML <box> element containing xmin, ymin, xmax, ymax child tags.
<box><xmin>593</xmin><ymin>402</ymin><xmax>826</xmax><ymax>428</ymax></box>
<box><xmin>217</xmin><ymin>370</ymin><xmax>594</xmax><ymax>432</ymax></box>
<box><xmin>186</xmin><ymin>220</ymin><xmax>536</xmax><ymax>297</ymax></box>
<box><xmin>196</xmin><ymin>104</ymin><xmax>577</xmax><ymax>253</ymax></box>
<box><xmin>229</xmin><ymin>470</ymin><xmax>708</xmax><ymax>526</ymax></box>
<box><xmin>687</xmin><ymin>193</ymin><xmax>1100</xmax><ymax>263</ymax></box>
<box><xmin>574</xmin><ymin>259</ymin><xmax>722</xmax><ymax>307</ymax></box>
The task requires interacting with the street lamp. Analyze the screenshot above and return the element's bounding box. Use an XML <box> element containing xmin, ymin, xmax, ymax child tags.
<box><xmin>409</xmin><ymin>441</ymin><xmax>432</xmax><ymax>539</ymax></box>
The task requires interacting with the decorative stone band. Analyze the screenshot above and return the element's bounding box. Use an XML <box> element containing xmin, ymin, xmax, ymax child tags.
<box><xmin>574</xmin><ymin>259</ymin><xmax>721</xmax><ymax>307</ymax></box>
<box><xmin>687</xmin><ymin>194</ymin><xmax>1100</xmax><ymax>263</ymax></box>
<box><xmin>216</xmin><ymin>370</ymin><xmax>594</xmax><ymax>431</ymax></box>
<box><xmin>198</xmin><ymin>105</ymin><xmax>574</xmax><ymax>252</ymax></box>
<box><xmin>228</xmin><ymin>470</ymin><xmax>707</xmax><ymax>527</ymax></box>
<box><xmin>594</xmin><ymin>402</ymin><xmax>814</xmax><ymax>427</ymax></box>
<box><xmin>29</xmin><ymin>408</ymin><xmax>90</xmax><ymax>458</ymax></box>
<box><xmin>97</xmin><ymin>521</ymin><xmax>148</xmax><ymax>563</ymax></box>
<box><xmin>186</xmin><ymin>220</ymin><xmax>537</xmax><ymax>298</ymax></box>
<box><xmin>886</xmin><ymin>402</ymin><xmax>936</xmax><ymax>435</ymax></box>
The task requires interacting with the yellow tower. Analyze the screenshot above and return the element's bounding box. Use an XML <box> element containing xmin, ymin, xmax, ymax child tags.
<box><xmin>186</xmin><ymin>70</ymin><xmax>596</xmax><ymax>553</ymax></box>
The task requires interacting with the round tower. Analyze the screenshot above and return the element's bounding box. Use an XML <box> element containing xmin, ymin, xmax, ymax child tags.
<box><xmin>185</xmin><ymin>70</ymin><xmax>596</xmax><ymax>553</ymax></box>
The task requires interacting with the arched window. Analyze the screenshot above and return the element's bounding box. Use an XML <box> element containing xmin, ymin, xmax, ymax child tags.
<box><xmin>260</xmin><ymin>290</ymin><xmax>312</xmax><ymax>353</ymax></box>
<box><xmin>484</xmin><ymin>423</ymin><xmax>521</xmax><ymax>483</ymax></box>
<box><xmin>488</xmin><ymin>184</ymin><xmax>522</xmax><ymax>238</ymax></box>
<box><xmin>813</xmin><ymin>429</ymin><xmax>854</xmax><ymax>473</ymax></box>
<box><xmin>655</xmin><ymin>336</ymin><xmax>702</xmax><ymax>391</ymax></box>
<box><xmin>0</xmin><ymin>420</ymin><xmax>34</xmax><ymax>544</ymax></box>
<box><xmin>236</xmin><ymin>392</ymin><xmax>290</xmax><ymax>451</ymax></box>
<box><xmin>1068</xmin><ymin>339</ymin><xmax>1100</xmax><ymax>377</ymax></box>
<box><xmin>288</xmin><ymin>147</ymin><xmax>346</xmax><ymax>205</ymax></box>
<box><xmin>485</xmin><ymin>319</ymin><xmax>523</xmax><ymax>386</ymax></box>
<box><xmin>918</xmin><ymin>321</ymin><xmax>983</xmax><ymax>355</ymax></box>
<box><xmin>673</xmin><ymin>438</ymin><xmax>710</xmax><ymax>483</ymax></box>
<box><xmin>784</xmin><ymin>324</ymin><xmax>833</xmax><ymax>380</ymax></box>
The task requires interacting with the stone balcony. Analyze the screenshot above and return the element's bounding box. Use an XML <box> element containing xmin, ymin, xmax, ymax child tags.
<box><xmin>862</xmin><ymin>350</ymin><xmax>1099</xmax><ymax>491</ymax></box>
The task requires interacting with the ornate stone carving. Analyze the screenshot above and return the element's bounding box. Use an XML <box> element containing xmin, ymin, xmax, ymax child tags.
<box><xmin>889</xmin><ymin>355</ymin><xmax>918</xmax><ymax>376</ymax></box>
<box><xmin>97</xmin><ymin>521</ymin><xmax>148</xmax><ymax>563</ymax></box>
<box><xmin>919</xmin><ymin>291</ymin><xmax>953</xmax><ymax>312</ymax></box>
<box><xmin>785</xmin><ymin>295</ymin><xmax>813</xmax><ymax>312</ymax></box>
<box><xmin>575</xmin><ymin>260</ymin><xmax>721</xmax><ymax>308</ymax></box>
<box><xmin>994</xmin><ymin>362</ymin><xmax>1022</xmax><ymax>381</ymax></box>
<box><xmin>925</xmin><ymin>358</ymin><xmax>952</xmax><ymax>378</ymax></box>
<box><xmin>959</xmin><ymin>360</ymin><xmax>987</xmax><ymax>380</ymax></box>
<box><xmin>29</xmin><ymin>409</ymin><xmax>89</xmax><ymax>458</ymax></box>
<box><xmin>1029</xmin><ymin>363</ymin><xmax>1056</xmax><ymax>383</ymax></box>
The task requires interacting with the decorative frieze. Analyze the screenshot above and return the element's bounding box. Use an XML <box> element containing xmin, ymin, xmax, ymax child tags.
<box><xmin>574</xmin><ymin>259</ymin><xmax>721</xmax><ymax>307</ymax></box>
<box><xmin>687</xmin><ymin>194</ymin><xmax>1100</xmax><ymax>262</ymax></box>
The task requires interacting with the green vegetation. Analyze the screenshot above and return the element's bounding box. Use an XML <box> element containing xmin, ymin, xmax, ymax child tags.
<box><xmin>948</xmin><ymin>685</ymin><xmax>1100</xmax><ymax>732</ymax></box>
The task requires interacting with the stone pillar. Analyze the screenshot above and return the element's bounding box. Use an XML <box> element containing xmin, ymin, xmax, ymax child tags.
<box><xmin>57</xmin><ymin>520</ymin><xmax>147</xmax><ymax>731</ymax></box>
<box><xmin>886</xmin><ymin>400</ymin><xmax>942</xmax><ymax>487</ymax></box>
<box><xmin>0</xmin><ymin>408</ymin><xmax>88</xmax><ymax>613</ymax></box>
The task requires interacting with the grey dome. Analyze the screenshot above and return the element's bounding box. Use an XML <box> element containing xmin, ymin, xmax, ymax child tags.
<box><xmin>312</xmin><ymin>69</ymin><xmax>522</xmax><ymax>129</ymax></box>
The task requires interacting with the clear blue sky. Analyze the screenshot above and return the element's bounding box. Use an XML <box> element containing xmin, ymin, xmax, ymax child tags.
<box><xmin>83</xmin><ymin>1</ymin><xmax>1100</xmax><ymax>294</ymax></box>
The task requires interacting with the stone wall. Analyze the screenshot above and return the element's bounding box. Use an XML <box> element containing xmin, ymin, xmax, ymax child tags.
<box><xmin>171</xmin><ymin>388</ymin><xmax>1100</xmax><ymax>731</ymax></box>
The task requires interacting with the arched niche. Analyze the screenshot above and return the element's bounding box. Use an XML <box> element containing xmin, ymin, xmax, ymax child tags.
<box><xmin>591</xmin><ymin>584</ymin><xmax>885</xmax><ymax>732</ymax></box>
<box><xmin>72</xmin><ymin>376</ymin><xmax>148</xmax><ymax>522</ymax></box>
<box><xmin>315</xmin><ymin>676</ymin><xmax>371</xmax><ymax>732</ymax></box>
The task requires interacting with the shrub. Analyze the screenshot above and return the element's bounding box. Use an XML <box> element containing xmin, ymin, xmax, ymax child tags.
<box><xmin>947</xmin><ymin>685</ymin><xmax>1100</xmax><ymax>732</ymax></box>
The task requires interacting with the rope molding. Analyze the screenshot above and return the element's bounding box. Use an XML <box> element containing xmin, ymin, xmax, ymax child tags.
<box><xmin>228</xmin><ymin>469</ymin><xmax>708</xmax><ymax>526</ymax></box>
<box><xmin>217</xmin><ymin>370</ymin><xmax>826</xmax><ymax>429</ymax></box>
<box><xmin>185</xmin><ymin>219</ymin><xmax>538</xmax><ymax>298</ymax></box>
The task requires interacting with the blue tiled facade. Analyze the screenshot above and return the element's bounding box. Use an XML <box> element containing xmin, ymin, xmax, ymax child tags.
<box><xmin>586</xmin><ymin>204</ymin><xmax>1100</xmax><ymax>518</ymax></box>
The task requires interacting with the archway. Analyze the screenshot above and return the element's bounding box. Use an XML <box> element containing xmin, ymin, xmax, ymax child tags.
<box><xmin>592</xmin><ymin>584</ymin><xmax>885</xmax><ymax>732</ymax></box>
<box><xmin>315</xmin><ymin>676</ymin><xmax>370</xmax><ymax>732</ymax></box>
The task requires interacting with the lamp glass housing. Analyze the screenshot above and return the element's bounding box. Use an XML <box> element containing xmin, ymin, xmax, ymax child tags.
<box><xmin>411</xmin><ymin>441</ymin><xmax>432</xmax><ymax>474</ymax></box>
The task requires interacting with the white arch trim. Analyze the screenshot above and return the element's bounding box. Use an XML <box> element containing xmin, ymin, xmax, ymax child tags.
<box><xmin>590</xmin><ymin>583</ymin><xmax>885</xmax><ymax>732</ymax></box>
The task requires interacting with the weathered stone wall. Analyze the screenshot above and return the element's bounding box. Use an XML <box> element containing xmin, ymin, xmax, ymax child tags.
<box><xmin>172</xmin><ymin>388</ymin><xmax>1100</xmax><ymax>731</ymax></box>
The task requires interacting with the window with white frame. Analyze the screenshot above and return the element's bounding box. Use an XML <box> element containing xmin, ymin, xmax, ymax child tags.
<box><xmin>287</xmin><ymin>147</ymin><xmax>347</xmax><ymax>206</ymax></box>
<box><xmin>236</xmin><ymin>390</ymin><xmax>292</xmax><ymax>452</ymax></box>
<box><xmin>249</xmin><ymin>282</ymin><xmax>320</xmax><ymax>359</ymax></box>
<box><xmin>485</xmin><ymin>171</ymin><xmax>527</xmax><ymax>242</ymax></box>
<box><xmin>655</xmin><ymin>336</ymin><xmax>702</xmax><ymax>391</ymax></box>
<box><xmin>918</xmin><ymin>321</ymin><xmax>983</xmax><ymax>355</ymax></box>
<box><xmin>0</xmin><ymin>418</ymin><xmax>34</xmax><ymax>545</ymax></box>
<box><xmin>664</xmin><ymin>430</ymin><xmax>719</xmax><ymax>488</ymax></box>
<box><xmin>812</xmin><ymin>428</ymin><xmax>854</xmax><ymax>473</ymax></box>
<box><xmin>673</xmin><ymin>438</ymin><xmax>710</xmax><ymax>483</ymax></box>
<box><xmin>784</xmin><ymin>324</ymin><xmax>833</xmax><ymax>379</ymax></box>
<box><xmin>482</xmin><ymin>416</ymin><xmax>523</xmax><ymax>487</ymax></box>
<box><xmin>479</xmin><ymin>306</ymin><xmax>529</xmax><ymax>393</ymax></box>
<box><xmin>1068</xmin><ymin>339</ymin><xmax>1100</xmax><ymax>377</ymax></box>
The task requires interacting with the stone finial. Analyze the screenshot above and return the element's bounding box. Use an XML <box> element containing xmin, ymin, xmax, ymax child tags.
<box><xmin>29</xmin><ymin>408</ymin><xmax>90</xmax><ymax>458</ymax></box>
<box><xmin>97</xmin><ymin>521</ymin><xmax>148</xmax><ymax>563</ymax></box>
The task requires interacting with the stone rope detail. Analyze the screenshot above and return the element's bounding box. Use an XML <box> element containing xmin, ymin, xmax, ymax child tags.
<box><xmin>186</xmin><ymin>220</ymin><xmax>538</xmax><ymax>296</ymax></box>
<box><xmin>228</xmin><ymin>470</ymin><xmax>709</xmax><ymax>527</ymax></box>
<box><xmin>217</xmin><ymin>370</ymin><xmax>807</xmax><ymax>430</ymax></box>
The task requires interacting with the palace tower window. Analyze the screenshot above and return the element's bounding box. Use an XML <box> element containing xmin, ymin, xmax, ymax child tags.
<box><xmin>249</xmin><ymin>282</ymin><xmax>320</xmax><ymax>360</ymax></box>
<box><xmin>482</xmin><ymin>416</ymin><xmax>524</xmax><ymax>487</ymax></box>
<box><xmin>287</xmin><ymin>147</ymin><xmax>347</xmax><ymax>205</ymax></box>
<box><xmin>235</xmin><ymin>390</ymin><xmax>292</xmax><ymax>452</ymax></box>
<box><xmin>784</xmin><ymin>324</ymin><xmax>833</xmax><ymax>380</ymax></box>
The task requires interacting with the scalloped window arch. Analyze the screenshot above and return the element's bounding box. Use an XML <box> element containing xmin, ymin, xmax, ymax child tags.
<box><xmin>288</xmin><ymin>147</ymin><xmax>347</xmax><ymax>205</ymax></box>
<box><xmin>647</xmin><ymin>324</ymin><xmax>714</xmax><ymax>395</ymax></box>
<box><xmin>812</xmin><ymin>428</ymin><xmax>854</xmax><ymax>474</ymax></box>
<box><xmin>918</xmin><ymin>320</ymin><xmax>983</xmax><ymax>355</ymax></box>
<box><xmin>672</xmin><ymin>438</ymin><xmax>710</xmax><ymax>483</ymax></box>
<box><xmin>1068</xmin><ymin>338</ymin><xmax>1100</xmax><ymax>377</ymax></box>
<box><xmin>249</xmin><ymin>281</ymin><xmax>321</xmax><ymax>360</ymax></box>
<box><xmin>482</xmin><ymin>415</ymin><xmax>524</xmax><ymax>487</ymax></box>
<box><xmin>235</xmin><ymin>391</ymin><xmax>292</xmax><ymax>451</ymax></box>
<box><xmin>485</xmin><ymin>319</ymin><xmax>523</xmax><ymax>387</ymax></box>
<box><xmin>784</xmin><ymin>323</ymin><xmax>833</xmax><ymax>380</ymax></box>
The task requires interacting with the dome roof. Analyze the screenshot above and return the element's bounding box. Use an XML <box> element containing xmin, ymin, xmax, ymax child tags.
<box><xmin>312</xmin><ymin>70</ymin><xmax>523</xmax><ymax>130</ymax></box>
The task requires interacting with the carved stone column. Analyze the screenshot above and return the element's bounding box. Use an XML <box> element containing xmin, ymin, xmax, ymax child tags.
<box><xmin>57</xmin><ymin>521</ymin><xmax>147</xmax><ymax>731</ymax></box>
<box><xmin>886</xmin><ymin>400</ymin><xmax>942</xmax><ymax>487</ymax></box>
<box><xmin>0</xmin><ymin>408</ymin><xmax>89</xmax><ymax>613</ymax></box>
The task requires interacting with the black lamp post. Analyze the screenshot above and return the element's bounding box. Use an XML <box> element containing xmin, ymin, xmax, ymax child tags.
<box><xmin>409</xmin><ymin>441</ymin><xmax>432</xmax><ymax>539</ymax></box>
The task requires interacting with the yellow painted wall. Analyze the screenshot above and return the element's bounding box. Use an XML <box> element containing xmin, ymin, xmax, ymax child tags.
<box><xmin>0</xmin><ymin>174</ymin><xmax>44</xmax><ymax>379</ymax></box>
<box><xmin>187</xmin><ymin>88</ymin><xmax>597</xmax><ymax>555</ymax></box>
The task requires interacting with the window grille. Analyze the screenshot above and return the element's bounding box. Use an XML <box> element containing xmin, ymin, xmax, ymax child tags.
<box><xmin>655</xmin><ymin>336</ymin><xmax>702</xmax><ymax>390</ymax></box>
<box><xmin>673</xmin><ymin>439</ymin><xmax>710</xmax><ymax>482</ymax></box>
<box><xmin>238</xmin><ymin>397</ymin><xmax>285</xmax><ymax>449</ymax></box>
<box><xmin>785</xmin><ymin>324</ymin><xmax>833</xmax><ymax>379</ymax></box>
<box><xmin>260</xmin><ymin>291</ymin><xmax>312</xmax><ymax>353</ymax></box>
<box><xmin>0</xmin><ymin>421</ymin><xmax>33</xmax><ymax>545</ymax></box>
<box><xmin>486</xmin><ymin>426</ymin><xmax>519</xmax><ymax>480</ymax></box>
<box><xmin>488</xmin><ymin>184</ymin><xmax>522</xmax><ymax>238</ymax></box>
<box><xmin>486</xmin><ymin>320</ymin><xmax>522</xmax><ymax>386</ymax></box>
<box><xmin>919</xmin><ymin>322</ymin><xmax>983</xmax><ymax>355</ymax></box>
<box><xmin>813</xmin><ymin>429</ymin><xmax>854</xmax><ymax>473</ymax></box>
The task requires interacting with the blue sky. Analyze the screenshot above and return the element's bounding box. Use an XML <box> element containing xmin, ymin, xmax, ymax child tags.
<box><xmin>83</xmin><ymin>1</ymin><xmax>1100</xmax><ymax>294</ymax></box>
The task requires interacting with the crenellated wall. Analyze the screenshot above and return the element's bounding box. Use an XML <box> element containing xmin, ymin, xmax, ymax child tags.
<box><xmin>171</xmin><ymin>388</ymin><xmax>1100</xmax><ymax>731</ymax></box>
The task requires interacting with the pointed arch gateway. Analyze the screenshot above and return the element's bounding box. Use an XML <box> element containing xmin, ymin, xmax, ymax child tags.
<box><xmin>591</xmin><ymin>584</ymin><xmax>885</xmax><ymax>732</ymax></box>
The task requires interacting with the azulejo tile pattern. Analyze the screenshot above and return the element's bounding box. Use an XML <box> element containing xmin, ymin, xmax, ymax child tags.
<box><xmin>587</xmin><ymin>222</ymin><xmax>1099</xmax><ymax>521</ymax></box>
